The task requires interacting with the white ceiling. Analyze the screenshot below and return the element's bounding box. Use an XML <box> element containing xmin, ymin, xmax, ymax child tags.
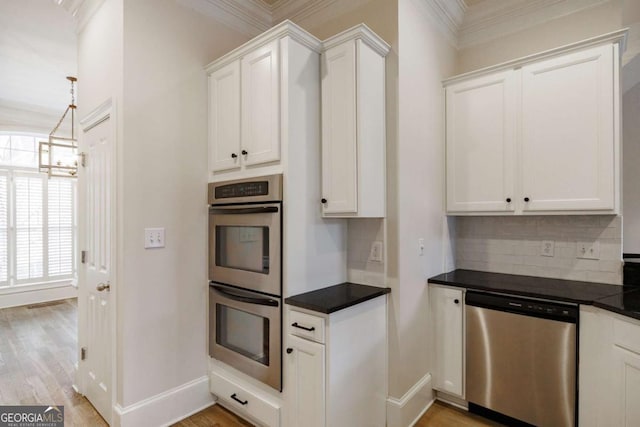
<box><xmin>0</xmin><ymin>0</ymin><xmax>77</xmax><ymax>116</ymax></box>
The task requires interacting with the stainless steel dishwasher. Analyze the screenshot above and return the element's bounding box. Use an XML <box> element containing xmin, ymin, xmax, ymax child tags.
<box><xmin>466</xmin><ymin>291</ymin><xmax>578</xmax><ymax>427</ymax></box>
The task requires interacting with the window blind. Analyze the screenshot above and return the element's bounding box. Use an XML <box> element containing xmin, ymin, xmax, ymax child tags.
<box><xmin>48</xmin><ymin>178</ymin><xmax>74</xmax><ymax>277</ymax></box>
<box><xmin>15</xmin><ymin>175</ymin><xmax>44</xmax><ymax>281</ymax></box>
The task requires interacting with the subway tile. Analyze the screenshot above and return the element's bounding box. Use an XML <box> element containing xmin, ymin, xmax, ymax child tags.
<box><xmin>586</xmin><ymin>271</ymin><xmax>622</xmax><ymax>285</ymax></box>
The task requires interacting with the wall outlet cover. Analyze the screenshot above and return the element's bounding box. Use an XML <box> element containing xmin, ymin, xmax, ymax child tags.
<box><xmin>541</xmin><ymin>240</ymin><xmax>555</xmax><ymax>257</ymax></box>
<box><xmin>369</xmin><ymin>241</ymin><xmax>383</xmax><ymax>263</ymax></box>
<box><xmin>145</xmin><ymin>228</ymin><xmax>165</xmax><ymax>249</ymax></box>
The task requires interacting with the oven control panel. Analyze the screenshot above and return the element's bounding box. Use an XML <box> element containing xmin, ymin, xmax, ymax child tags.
<box><xmin>208</xmin><ymin>174</ymin><xmax>283</xmax><ymax>205</ymax></box>
<box><xmin>215</xmin><ymin>181</ymin><xmax>269</xmax><ymax>199</ymax></box>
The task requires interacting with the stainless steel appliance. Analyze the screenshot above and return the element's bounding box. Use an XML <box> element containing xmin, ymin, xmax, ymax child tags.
<box><xmin>208</xmin><ymin>174</ymin><xmax>283</xmax><ymax>390</ymax></box>
<box><xmin>466</xmin><ymin>291</ymin><xmax>577</xmax><ymax>427</ymax></box>
<box><xmin>209</xmin><ymin>283</ymin><xmax>281</xmax><ymax>390</ymax></box>
<box><xmin>208</xmin><ymin>174</ymin><xmax>282</xmax><ymax>296</ymax></box>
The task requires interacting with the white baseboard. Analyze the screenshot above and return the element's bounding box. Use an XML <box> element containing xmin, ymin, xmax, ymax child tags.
<box><xmin>113</xmin><ymin>376</ymin><xmax>214</xmax><ymax>427</ymax></box>
<box><xmin>0</xmin><ymin>284</ymin><xmax>77</xmax><ymax>309</ymax></box>
<box><xmin>386</xmin><ymin>373</ymin><xmax>435</xmax><ymax>427</ymax></box>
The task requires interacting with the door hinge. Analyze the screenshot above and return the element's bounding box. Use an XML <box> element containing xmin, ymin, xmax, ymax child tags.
<box><xmin>81</xmin><ymin>250</ymin><xmax>87</xmax><ymax>264</ymax></box>
<box><xmin>80</xmin><ymin>152</ymin><xmax>87</xmax><ymax>167</ymax></box>
<box><xmin>81</xmin><ymin>347</ymin><xmax>87</xmax><ymax>361</ymax></box>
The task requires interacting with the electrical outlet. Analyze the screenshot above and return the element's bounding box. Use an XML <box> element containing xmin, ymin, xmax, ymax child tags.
<box><xmin>577</xmin><ymin>241</ymin><xmax>600</xmax><ymax>259</ymax></box>
<box><xmin>541</xmin><ymin>240</ymin><xmax>555</xmax><ymax>257</ymax></box>
<box><xmin>145</xmin><ymin>228</ymin><xmax>165</xmax><ymax>249</ymax></box>
<box><xmin>418</xmin><ymin>238</ymin><xmax>425</xmax><ymax>256</ymax></box>
<box><xmin>369</xmin><ymin>241</ymin><xmax>383</xmax><ymax>263</ymax></box>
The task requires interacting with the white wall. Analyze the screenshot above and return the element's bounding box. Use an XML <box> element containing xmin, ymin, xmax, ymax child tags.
<box><xmin>118</xmin><ymin>0</ymin><xmax>248</xmax><ymax>409</ymax></box>
<box><xmin>393</xmin><ymin>0</ymin><xmax>456</xmax><ymax>419</ymax></box>
<box><xmin>624</xmin><ymin>82</ymin><xmax>640</xmax><ymax>254</ymax></box>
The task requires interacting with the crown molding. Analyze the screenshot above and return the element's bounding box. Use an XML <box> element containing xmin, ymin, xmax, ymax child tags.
<box><xmin>176</xmin><ymin>0</ymin><xmax>271</xmax><ymax>37</ymax></box>
<box><xmin>459</xmin><ymin>0</ymin><xmax>612</xmax><ymax>49</ymax></box>
<box><xmin>322</xmin><ymin>23</ymin><xmax>390</xmax><ymax>57</ymax></box>
<box><xmin>205</xmin><ymin>20</ymin><xmax>322</xmax><ymax>73</ymax></box>
<box><xmin>413</xmin><ymin>0</ymin><xmax>466</xmax><ymax>48</ymax></box>
<box><xmin>445</xmin><ymin>27</ymin><xmax>628</xmax><ymax>85</ymax></box>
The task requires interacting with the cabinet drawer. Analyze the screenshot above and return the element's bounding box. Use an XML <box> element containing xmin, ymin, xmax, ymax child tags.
<box><xmin>613</xmin><ymin>316</ymin><xmax>640</xmax><ymax>355</ymax></box>
<box><xmin>288</xmin><ymin>310</ymin><xmax>325</xmax><ymax>344</ymax></box>
<box><xmin>210</xmin><ymin>370</ymin><xmax>280</xmax><ymax>427</ymax></box>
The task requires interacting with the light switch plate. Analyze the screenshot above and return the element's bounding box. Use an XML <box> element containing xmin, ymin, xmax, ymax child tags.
<box><xmin>145</xmin><ymin>228</ymin><xmax>165</xmax><ymax>249</ymax></box>
<box><xmin>577</xmin><ymin>241</ymin><xmax>600</xmax><ymax>259</ymax></box>
<box><xmin>541</xmin><ymin>240</ymin><xmax>555</xmax><ymax>257</ymax></box>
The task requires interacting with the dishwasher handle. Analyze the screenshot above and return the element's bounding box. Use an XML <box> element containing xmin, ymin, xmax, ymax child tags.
<box><xmin>466</xmin><ymin>291</ymin><xmax>578</xmax><ymax>323</ymax></box>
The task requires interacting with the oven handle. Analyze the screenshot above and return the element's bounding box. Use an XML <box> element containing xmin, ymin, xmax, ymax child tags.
<box><xmin>211</xmin><ymin>284</ymin><xmax>279</xmax><ymax>307</ymax></box>
<box><xmin>209</xmin><ymin>206</ymin><xmax>279</xmax><ymax>215</ymax></box>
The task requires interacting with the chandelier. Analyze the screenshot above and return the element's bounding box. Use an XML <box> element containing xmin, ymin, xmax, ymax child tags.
<box><xmin>39</xmin><ymin>76</ymin><xmax>78</xmax><ymax>178</ymax></box>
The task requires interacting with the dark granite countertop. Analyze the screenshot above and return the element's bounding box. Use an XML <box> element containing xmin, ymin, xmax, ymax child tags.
<box><xmin>429</xmin><ymin>269</ymin><xmax>640</xmax><ymax>321</ymax></box>
<box><xmin>594</xmin><ymin>288</ymin><xmax>640</xmax><ymax>321</ymax></box>
<box><xmin>428</xmin><ymin>269</ymin><xmax>624</xmax><ymax>304</ymax></box>
<box><xmin>285</xmin><ymin>282</ymin><xmax>390</xmax><ymax>314</ymax></box>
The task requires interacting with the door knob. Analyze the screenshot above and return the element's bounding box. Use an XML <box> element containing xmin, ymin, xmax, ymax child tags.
<box><xmin>96</xmin><ymin>283</ymin><xmax>110</xmax><ymax>292</ymax></box>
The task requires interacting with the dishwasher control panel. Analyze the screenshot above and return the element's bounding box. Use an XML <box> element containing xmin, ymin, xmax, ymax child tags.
<box><xmin>467</xmin><ymin>291</ymin><xmax>578</xmax><ymax>323</ymax></box>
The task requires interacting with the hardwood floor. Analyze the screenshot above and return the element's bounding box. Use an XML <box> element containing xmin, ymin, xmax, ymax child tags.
<box><xmin>0</xmin><ymin>298</ymin><xmax>499</xmax><ymax>427</ymax></box>
<box><xmin>177</xmin><ymin>400</ymin><xmax>502</xmax><ymax>426</ymax></box>
<box><xmin>0</xmin><ymin>298</ymin><xmax>107</xmax><ymax>426</ymax></box>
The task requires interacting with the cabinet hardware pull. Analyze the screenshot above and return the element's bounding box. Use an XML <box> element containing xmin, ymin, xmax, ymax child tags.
<box><xmin>524</xmin><ymin>197</ymin><xmax>530</xmax><ymax>202</ymax></box>
<box><xmin>241</xmin><ymin>150</ymin><xmax>248</xmax><ymax>155</ymax></box>
<box><xmin>286</xmin><ymin>348</ymin><xmax>293</xmax><ymax>354</ymax></box>
<box><xmin>292</xmin><ymin>322</ymin><xmax>315</xmax><ymax>332</ymax></box>
<box><xmin>231</xmin><ymin>393</ymin><xmax>248</xmax><ymax>405</ymax></box>
<box><xmin>321</xmin><ymin>198</ymin><xmax>327</xmax><ymax>204</ymax></box>
<box><xmin>231</xmin><ymin>153</ymin><xmax>238</xmax><ymax>159</ymax></box>
<box><xmin>454</xmin><ymin>299</ymin><xmax>459</xmax><ymax>304</ymax></box>
<box><xmin>506</xmin><ymin>198</ymin><xmax>511</xmax><ymax>203</ymax></box>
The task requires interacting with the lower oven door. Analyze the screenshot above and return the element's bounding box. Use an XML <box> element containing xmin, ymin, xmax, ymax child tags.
<box><xmin>209</xmin><ymin>283</ymin><xmax>282</xmax><ymax>391</ymax></box>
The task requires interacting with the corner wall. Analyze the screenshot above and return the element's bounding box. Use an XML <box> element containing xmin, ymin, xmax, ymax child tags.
<box><xmin>117</xmin><ymin>0</ymin><xmax>248</xmax><ymax>418</ymax></box>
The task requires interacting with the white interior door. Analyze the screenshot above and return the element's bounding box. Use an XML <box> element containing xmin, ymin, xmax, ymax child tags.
<box><xmin>77</xmin><ymin>101</ymin><xmax>114</xmax><ymax>424</ymax></box>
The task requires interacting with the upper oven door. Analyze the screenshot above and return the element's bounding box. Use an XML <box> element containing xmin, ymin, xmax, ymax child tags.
<box><xmin>209</xmin><ymin>203</ymin><xmax>281</xmax><ymax>296</ymax></box>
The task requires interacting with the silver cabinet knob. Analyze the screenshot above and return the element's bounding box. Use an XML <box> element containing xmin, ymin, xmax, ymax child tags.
<box><xmin>96</xmin><ymin>283</ymin><xmax>110</xmax><ymax>292</ymax></box>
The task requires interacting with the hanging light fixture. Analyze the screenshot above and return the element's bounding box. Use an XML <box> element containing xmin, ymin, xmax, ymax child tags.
<box><xmin>39</xmin><ymin>76</ymin><xmax>78</xmax><ymax>178</ymax></box>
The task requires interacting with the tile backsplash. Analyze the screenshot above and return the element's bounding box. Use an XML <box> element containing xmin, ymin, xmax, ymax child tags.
<box><xmin>455</xmin><ymin>215</ymin><xmax>623</xmax><ymax>284</ymax></box>
<box><xmin>347</xmin><ymin>218</ymin><xmax>385</xmax><ymax>286</ymax></box>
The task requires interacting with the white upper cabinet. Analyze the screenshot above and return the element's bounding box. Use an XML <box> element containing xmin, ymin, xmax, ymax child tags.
<box><xmin>321</xmin><ymin>25</ymin><xmax>389</xmax><ymax>218</ymax></box>
<box><xmin>208</xmin><ymin>60</ymin><xmax>241</xmax><ymax>172</ymax></box>
<box><xmin>445</xmin><ymin>31</ymin><xmax>625</xmax><ymax>215</ymax></box>
<box><xmin>206</xmin><ymin>22</ymin><xmax>322</xmax><ymax>181</ymax></box>
<box><xmin>446</xmin><ymin>70</ymin><xmax>516</xmax><ymax>213</ymax></box>
<box><xmin>241</xmin><ymin>39</ymin><xmax>280</xmax><ymax>167</ymax></box>
<box><xmin>520</xmin><ymin>45</ymin><xmax>615</xmax><ymax>212</ymax></box>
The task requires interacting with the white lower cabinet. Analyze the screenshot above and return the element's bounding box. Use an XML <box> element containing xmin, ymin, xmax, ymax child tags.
<box><xmin>430</xmin><ymin>284</ymin><xmax>464</xmax><ymax>398</ymax></box>
<box><xmin>285</xmin><ymin>296</ymin><xmax>387</xmax><ymax>427</ymax></box>
<box><xmin>580</xmin><ymin>306</ymin><xmax>640</xmax><ymax>427</ymax></box>
<box><xmin>209</xmin><ymin>367</ymin><xmax>282</xmax><ymax>427</ymax></box>
<box><xmin>286</xmin><ymin>335</ymin><xmax>325</xmax><ymax>427</ymax></box>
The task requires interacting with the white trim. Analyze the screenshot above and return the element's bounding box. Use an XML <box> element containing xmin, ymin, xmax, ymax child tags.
<box><xmin>444</xmin><ymin>28</ymin><xmax>628</xmax><ymax>85</ymax></box>
<box><xmin>176</xmin><ymin>0</ymin><xmax>271</xmax><ymax>38</ymax></box>
<box><xmin>113</xmin><ymin>376</ymin><xmax>214</xmax><ymax>427</ymax></box>
<box><xmin>322</xmin><ymin>23</ymin><xmax>390</xmax><ymax>57</ymax></box>
<box><xmin>0</xmin><ymin>283</ymin><xmax>77</xmax><ymax>309</ymax></box>
<box><xmin>413</xmin><ymin>0</ymin><xmax>466</xmax><ymax>49</ymax></box>
<box><xmin>80</xmin><ymin>98</ymin><xmax>112</xmax><ymax>132</ymax></box>
<box><xmin>0</xmin><ymin>279</ymin><xmax>73</xmax><ymax>296</ymax></box>
<box><xmin>205</xmin><ymin>20</ymin><xmax>322</xmax><ymax>73</ymax></box>
<box><xmin>386</xmin><ymin>373</ymin><xmax>434</xmax><ymax>427</ymax></box>
<box><xmin>459</xmin><ymin>0</ymin><xmax>611</xmax><ymax>49</ymax></box>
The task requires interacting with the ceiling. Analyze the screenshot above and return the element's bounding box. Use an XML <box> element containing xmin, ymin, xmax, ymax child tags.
<box><xmin>0</xmin><ymin>0</ymin><xmax>77</xmax><ymax>118</ymax></box>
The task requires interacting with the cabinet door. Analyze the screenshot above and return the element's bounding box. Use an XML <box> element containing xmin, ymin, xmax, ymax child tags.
<box><xmin>446</xmin><ymin>70</ymin><xmax>516</xmax><ymax>213</ymax></box>
<box><xmin>241</xmin><ymin>39</ymin><xmax>281</xmax><ymax>167</ymax></box>
<box><xmin>286</xmin><ymin>335</ymin><xmax>325</xmax><ymax>427</ymax></box>
<box><xmin>209</xmin><ymin>61</ymin><xmax>241</xmax><ymax>173</ymax></box>
<box><xmin>430</xmin><ymin>286</ymin><xmax>464</xmax><ymax>397</ymax></box>
<box><xmin>611</xmin><ymin>345</ymin><xmax>640</xmax><ymax>426</ymax></box>
<box><xmin>321</xmin><ymin>40</ymin><xmax>358</xmax><ymax>214</ymax></box>
<box><xmin>521</xmin><ymin>44</ymin><xmax>615</xmax><ymax>212</ymax></box>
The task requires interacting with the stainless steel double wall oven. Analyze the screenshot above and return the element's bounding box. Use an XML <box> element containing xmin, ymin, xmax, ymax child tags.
<box><xmin>208</xmin><ymin>174</ymin><xmax>283</xmax><ymax>390</ymax></box>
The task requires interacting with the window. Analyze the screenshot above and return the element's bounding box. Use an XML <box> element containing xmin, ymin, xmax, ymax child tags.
<box><xmin>0</xmin><ymin>134</ymin><xmax>76</xmax><ymax>288</ymax></box>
